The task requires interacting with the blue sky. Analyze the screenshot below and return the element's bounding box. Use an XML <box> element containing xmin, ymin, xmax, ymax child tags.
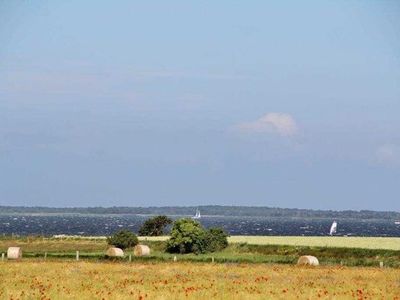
<box><xmin>0</xmin><ymin>1</ymin><xmax>399</xmax><ymax>210</ymax></box>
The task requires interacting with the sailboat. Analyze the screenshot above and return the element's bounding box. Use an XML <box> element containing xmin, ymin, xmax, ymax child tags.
<box><xmin>329</xmin><ymin>221</ymin><xmax>337</xmax><ymax>236</ymax></box>
<box><xmin>192</xmin><ymin>209</ymin><xmax>201</xmax><ymax>219</ymax></box>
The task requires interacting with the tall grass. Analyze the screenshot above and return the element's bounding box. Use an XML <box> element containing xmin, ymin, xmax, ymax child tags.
<box><xmin>0</xmin><ymin>261</ymin><xmax>399</xmax><ymax>299</ymax></box>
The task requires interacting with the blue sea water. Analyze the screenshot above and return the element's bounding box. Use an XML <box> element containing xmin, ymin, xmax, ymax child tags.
<box><xmin>0</xmin><ymin>214</ymin><xmax>399</xmax><ymax>237</ymax></box>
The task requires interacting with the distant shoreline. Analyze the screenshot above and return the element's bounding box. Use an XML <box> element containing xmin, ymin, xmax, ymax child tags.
<box><xmin>1</xmin><ymin>205</ymin><xmax>399</xmax><ymax>220</ymax></box>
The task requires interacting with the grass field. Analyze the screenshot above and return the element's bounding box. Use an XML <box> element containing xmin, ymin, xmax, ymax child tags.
<box><xmin>227</xmin><ymin>236</ymin><xmax>400</xmax><ymax>250</ymax></box>
<box><xmin>1</xmin><ymin>237</ymin><xmax>399</xmax><ymax>298</ymax></box>
<box><xmin>1</xmin><ymin>236</ymin><xmax>400</xmax><ymax>268</ymax></box>
<box><xmin>139</xmin><ymin>236</ymin><xmax>400</xmax><ymax>250</ymax></box>
<box><xmin>0</xmin><ymin>261</ymin><xmax>399</xmax><ymax>299</ymax></box>
<box><xmin>25</xmin><ymin>235</ymin><xmax>400</xmax><ymax>251</ymax></box>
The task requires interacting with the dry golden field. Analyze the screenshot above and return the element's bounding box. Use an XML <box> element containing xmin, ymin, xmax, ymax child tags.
<box><xmin>227</xmin><ymin>236</ymin><xmax>400</xmax><ymax>250</ymax></box>
<box><xmin>139</xmin><ymin>236</ymin><xmax>400</xmax><ymax>250</ymax></box>
<box><xmin>0</xmin><ymin>261</ymin><xmax>399</xmax><ymax>300</ymax></box>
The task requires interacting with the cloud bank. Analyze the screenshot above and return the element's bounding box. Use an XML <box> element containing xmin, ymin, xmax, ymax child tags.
<box><xmin>236</xmin><ymin>113</ymin><xmax>298</xmax><ymax>136</ymax></box>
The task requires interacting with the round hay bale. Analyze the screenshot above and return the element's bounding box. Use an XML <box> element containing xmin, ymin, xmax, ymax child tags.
<box><xmin>106</xmin><ymin>247</ymin><xmax>124</xmax><ymax>257</ymax></box>
<box><xmin>297</xmin><ymin>255</ymin><xmax>319</xmax><ymax>266</ymax></box>
<box><xmin>7</xmin><ymin>247</ymin><xmax>22</xmax><ymax>260</ymax></box>
<box><xmin>133</xmin><ymin>245</ymin><xmax>150</xmax><ymax>256</ymax></box>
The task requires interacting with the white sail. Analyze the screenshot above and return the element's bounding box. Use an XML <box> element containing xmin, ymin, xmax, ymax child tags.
<box><xmin>192</xmin><ymin>209</ymin><xmax>201</xmax><ymax>219</ymax></box>
<box><xmin>329</xmin><ymin>221</ymin><xmax>337</xmax><ymax>235</ymax></box>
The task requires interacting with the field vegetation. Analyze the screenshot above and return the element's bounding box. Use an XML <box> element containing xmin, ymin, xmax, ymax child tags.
<box><xmin>141</xmin><ymin>235</ymin><xmax>400</xmax><ymax>250</ymax></box>
<box><xmin>1</xmin><ymin>236</ymin><xmax>399</xmax><ymax>268</ymax></box>
<box><xmin>0</xmin><ymin>261</ymin><xmax>399</xmax><ymax>299</ymax></box>
<box><xmin>228</xmin><ymin>236</ymin><xmax>400</xmax><ymax>250</ymax></box>
<box><xmin>1</xmin><ymin>235</ymin><xmax>399</xmax><ymax>298</ymax></box>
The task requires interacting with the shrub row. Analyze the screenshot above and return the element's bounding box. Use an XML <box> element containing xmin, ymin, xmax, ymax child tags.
<box><xmin>108</xmin><ymin>217</ymin><xmax>229</xmax><ymax>254</ymax></box>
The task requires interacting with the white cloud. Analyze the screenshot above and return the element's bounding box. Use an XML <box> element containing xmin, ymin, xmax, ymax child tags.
<box><xmin>236</xmin><ymin>113</ymin><xmax>298</xmax><ymax>136</ymax></box>
<box><xmin>376</xmin><ymin>144</ymin><xmax>400</xmax><ymax>166</ymax></box>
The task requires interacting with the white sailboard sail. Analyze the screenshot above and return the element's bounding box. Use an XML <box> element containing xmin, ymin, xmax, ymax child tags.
<box><xmin>329</xmin><ymin>221</ymin><xmax>337</xmax><ymax>235</ymax></box>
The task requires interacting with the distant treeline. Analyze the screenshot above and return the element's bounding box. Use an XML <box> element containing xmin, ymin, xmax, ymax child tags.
<box><xmin>0</xmin><ymin>205</ymin><xmax>399</xmax><ymax>220</ymax></box>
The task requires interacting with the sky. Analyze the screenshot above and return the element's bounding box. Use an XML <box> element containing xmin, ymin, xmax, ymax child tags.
<box><xmin>0</xmin><ymin>1</ymin><xmax>399</xmax><ymax>210</ymax></box>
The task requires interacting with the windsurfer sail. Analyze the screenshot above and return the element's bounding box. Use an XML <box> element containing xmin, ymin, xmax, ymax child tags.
<box><xmin>329</xmin><ymin>221</ymin><xmax>337</xmax><ymax>236</ymax></box>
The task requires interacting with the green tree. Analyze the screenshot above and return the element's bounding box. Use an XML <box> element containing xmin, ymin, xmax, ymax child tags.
<box><xmin>203</xmin><ymin>227</ymin><xmax>229</xmax><ymax>252</ymax></box>
<box><xmin>166</xmin><ymin>219</ymin><xmax>229</xmax><ymax>254</ymax></box>
<box><xmin>107</xmin><ymin>229</ymin><xmax>138</xmax><ymax>249</ymax></box>
<box><xmin>138</xmin><ymin>215</ymin><xmax>173</xmax><ymax>236</ymax></box>
<box><xmin>166</xmin><ymin>218</ymin><xmax>207</xmax><ymax>254</ymax></box>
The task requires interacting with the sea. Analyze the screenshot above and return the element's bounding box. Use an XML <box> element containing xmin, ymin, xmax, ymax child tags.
<box><xmin>1</xmin><ymin>214</ymin><xmax>399</xmax><ymax>237</ymax></box>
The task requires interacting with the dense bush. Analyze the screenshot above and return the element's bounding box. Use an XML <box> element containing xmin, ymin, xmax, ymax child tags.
<box><xmin>138</xmin><ymin>215</ymin><xmax>173</xmax><ymax>236</ymax></box>
<box><xmin>107</xmin><ymin>229</ymin><xmax>138</xmax><ymax>249</ymax></box>
<box><xmin>203</xmin><ymin>227</ymin><xmax>229</xmax><ymax>252</ymax></box>
<box><xmin>166</xmin><ymin>218</ymin><xmax>206</xmax><ymax>254</ymax></box>
<box><xmin>166</xmin><ymin>218</ymin><xmax>228</xmax><ymax>254</ymax></box>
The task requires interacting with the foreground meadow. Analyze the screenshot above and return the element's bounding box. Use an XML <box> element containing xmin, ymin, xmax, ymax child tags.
<box><xmin>0</xmin><ymin>261</ymin><xmax>399</xmax><ymax>299</ymax></box>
